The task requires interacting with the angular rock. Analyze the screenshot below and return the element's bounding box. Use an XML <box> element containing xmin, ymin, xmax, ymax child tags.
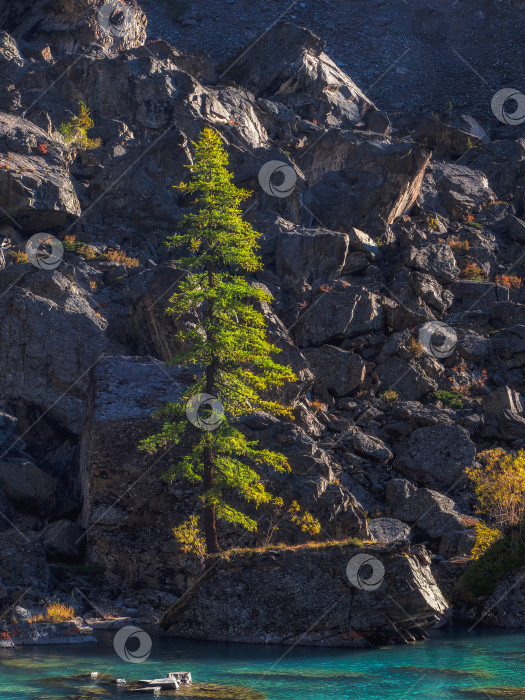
<box><xmin>0</xmin><ymin>269</ymin><xmax>117</xmax><ymax>432</ymax></box>
<box><xmin>293</xmin><ymin>287</ymin><xmax>383</xmax><ymax>347</ymax></box>
<box><xmin>345</xmin><ymin>427</ymin><xmax>393</xmax><ymax>464</ymax></box>
<box><xmin>404</xmin><ymin>242</ymin><xmax>459</xmax><ymax>284</ymax></box>
<box><xmin>395</xmin><ymin>425</ymin><xmax>476</xmax><ymax>487</ymax></box>
<box><xmin>438</xmin><ymin>529</ymin><xmax>476</xmax><ymax>559</ymax></box>
<box><xmin>228</xmin><ymin>21</ymin><xmax>383</xmax><ymax>130</ymax></box>
<box><xmin>271</xmin><ymin>219</ymin><xmax>349</xmax><ymax>293</ymax></box>
<box><xmin>506</xmin><ymin>214</ymin><xmax>525</xmax><ymax>243</ymax></box>
<box><xmin>482</xmin><ymin>386</ymin><xmax>523</xmax><ymax>416</ymax></box>
<box><xmin>409</xmin><ymin>272</ymin><xmax>453</xmax><ymax>312</ymax></box>
<box><xmin>302</xmin><ymin>130</ymin><xmax>431</xmax><ymax>235</ymax></box>
<box><xmin>41</xmin><ymin>519</ymin><xmax>85</xmax><ymax>562</ymax></box>
<box><xmin>434</xmin><ymin>163</ymin><xmax>495</xmax><ymax>219</ymax></box>
<box><xmin>302</xmin><ymin>345</ymin><xmax>366</xmax><ymax>399</ymax></box>
<box><xmin>0</xmin><ymin>460</ymin><xmax>56</xmax><ymax>516</ymax></box>
<box><xmin>375</xmin><ymin>356</ymin><xmax>437</xmax><ymax>401</ymax></box>
<box><xmin>368</xmin><ymin>518</ymin><xmax>410</xmax><ymax>544</ymax></box>
<box><xmin>1</xmin><ymin>0</ymin><xmax>146</xmax><ymax>55</ymax></box>
<box><xmin>387</xmin><ymin>484</ymin><xmax>468</xmax><ymax>539</ymax></box>
<box><xmin>0</xmin><ymin>112</ymin><xmax>80</xmax><ymax>231</ymax></box>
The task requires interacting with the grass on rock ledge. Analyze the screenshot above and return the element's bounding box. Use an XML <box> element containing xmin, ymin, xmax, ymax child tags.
<box><xmin>214</xmin><ymin>538</ymin><xmax>366</xmax><ymax>561</ymax></box>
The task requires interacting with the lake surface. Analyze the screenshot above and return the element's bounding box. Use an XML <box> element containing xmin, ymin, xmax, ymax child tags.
<box><xmin>1</xmin><ymin>625</ymin><xmax>525</xmax><ymax>699</ymax></box>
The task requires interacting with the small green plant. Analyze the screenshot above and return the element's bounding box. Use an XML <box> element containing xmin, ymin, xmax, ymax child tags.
<box><xmin>434</xmin><ymin>389</ymin><xmax>464</xmax><ymax>409</ymax></box>
<box><xmin>380</xmin><ymin>390</ymin><xmax>399</xmax><ymax>404</ymax></box>
<box><xmin>407</xmin><ymin>337</ymin><xmax>424</xmax><ymax>358</ymax></box>
<box><xmin>447</xmin><ymin>236</ymin><xmax>470</xmax><ymax>252</ymax></box>
<box><xmin>59</xmin><ymin>101</ymin><xmax>101</xmax><ymax>151</ymax></box>
<box><xmin>9</xmin><ymin>250</ymin><xmax>29</xmax><ymax>264</ymax></box>
<box><xmin>173</xmin><ymin>515</ymin><xmax>206</xmax><ymax>565</ymax></box>
<box><xmin>461</xmin><ymin>263</ymin><xmax>488</xmax><ymax>281</ymax></box>
<box><xmin>63</xmin><ymin>235</ymin><xmax>97</xmax><ymax>260</ymax></box>
<box><xmin>426</xmin><ymin>215</ymin><xmax>439</xmax><ymax>231</ymax></box>
<box><xmin>445</xmin><ymin>100</ymin><xmax>453</xmax><ymax>112</ymax></box>
<box><xmin>467</xmin><ymin>221</ymin><xmax>484</xmax><ymax>230</ymax></box>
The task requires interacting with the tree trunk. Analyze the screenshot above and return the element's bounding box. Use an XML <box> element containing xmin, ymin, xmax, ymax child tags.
<box><xmin>203</xmin><ymin>257</ymin><xmax>220</xmax><ymax>554</ymax></box>
<box><xmin>203</xmin><ymin>441</ymin><xmax>220</xmax><ymax>554</ymax></box>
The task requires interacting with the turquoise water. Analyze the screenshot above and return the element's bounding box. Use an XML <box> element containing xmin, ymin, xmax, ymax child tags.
<box><xmin>1</xmin><ymin>625</ymin><xmax>525</xmax><ymax>699</ymax></box>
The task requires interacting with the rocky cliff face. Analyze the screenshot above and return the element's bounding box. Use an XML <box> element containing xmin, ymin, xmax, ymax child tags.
<box><xmin>0</xmin><ymin>0</ymin><xmax>525</xmax><ymax>644</ymax></box>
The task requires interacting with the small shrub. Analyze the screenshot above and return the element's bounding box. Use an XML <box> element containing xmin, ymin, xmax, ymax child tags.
<box><xmin>434</xmin><ymin>389</ymin><xmax>464</xmax><ymax>409</ymax></box>
<box><xmin>63</xmin><ymin>235</ymin><xmax>96</xmax><ymax>260</ymax></box>
<box><xmin>9</xmin><ymin>250</ymin><xmax>29</xmax><ymax>264</ymax></box>
<box><xmin>447</xmin><ymin>236</ymin><xmax>470</xmax><ymax>252</ymax></box>
<box><xmin>287</xmin><ymin>500</ymin><xmax>321</xmax><ymax>536</ymax></box>
<box><xmin>31</xmin><ymin>602</ymin><xmax>75</xmax><ymax>623</ymax></box>
<box><xmin>426</xmin><ymin>215</ymin><xmax>439</xmax><ymax>231</ymax></box>
<box><xmin>408</xmin><ymin>337</ymin><xmax>424</xmax><ymax>358</ymax></box>
<box><xmin>308</xmin><ymin>399</ymin><xmax>325</xmax><ymax>413</ymax></box>
<box><xmin>496</xmin><ymin>274</ymin><xmax>521</xmax><ymax>290</ymax></box>
<box><xmin>460</xmin><ymin>263</ymin><xmax>487</xmax><ymax>281</ymax></box>
<box><xmin>471</xmin><ymin>522</ymin><xmax>502</xmax><ymax>561</ymax></box>
<box><xmin>380</xmin><ymin>390</ymin><xmax>399</xmax><ymax>404</ymax></box>
<box><xmin>59</xmin><ymin>101</ymin><xmax>101</xmax><ymax>151</ymax></box>
<box><xmin>102</xmin><ymin>249</ymin><xmax>139</xmax><ymax>268</ymax></box>
<box><xmin>466</xmin><ymin>448</ymin><xmax>525</xmax><ymax>528</ymax></box>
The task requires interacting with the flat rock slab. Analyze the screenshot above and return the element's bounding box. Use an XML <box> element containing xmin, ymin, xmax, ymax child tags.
<box><xmin>2</xmin><ymin>620</ymin><xmax>96</xmax><ymax>646</ymax></box>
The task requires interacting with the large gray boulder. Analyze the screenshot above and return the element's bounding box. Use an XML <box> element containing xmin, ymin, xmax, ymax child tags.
<box><xmin>0</xmin><ymin>460</ymin><xmax>56</xmax><ymax>516</ymax></box>
<box><xmin>404</xmin><ymin>242</ymin><xmax>459</xmax><ymax>284</ymax></box>
<box><xmin>386</xmin><ymin>480</ymin><xmax>469</xmax><ymax>540</ymax></box>
<box><xmin>301</xmin><ymin>130</ymin><xmax>430</xmax><ymax>236</ymax></box>
<box><xmin>395</xmin><ymin>425</ymin><xmax>476</xmax><ymax>487</ymax></box>
<box><xmin>368</xmin><ymin>518</ymin><xmax>411</xmax><ymax>544</ymax></box>
<box><xmin>272</xmin><ymin>220</ymin><xmax>349</xmax><ymax>293</ymax></box>
<box><xmin>0</xmin><ymin>268</ymin><xmax>119</xmax><ymax>433</ymax></box>
<box><xmin>161</xmin><ymin>542</ymin><xmax>448</xmax><ymax>646</ymax></box>
<box><xmin>227</xmin><ymin>21</ymin><xmax>384</xmax><ymax>131</ymax></box>
<box><xmin>434</xmin><ymin>163</ymin><xmax>495</xmax><ymax>218</ymax></box>
<box><xmin>438</xmin><ymin>529</ymin><xmax>476</xmax><ymax>559</ymax></box>
<box><xmin>375</xmin><ymin>356</ymin><xmax>437</xmax><ymax>401</ymax></box>
<box><xmin>303</xmin><ymin>345</ymin><xmax>365</xmax><ymax>400</ymax></box>
<box><xmin>293</xmin><ymin>287</ymin><xmax>383</xmax><ymax>347</ymax></box>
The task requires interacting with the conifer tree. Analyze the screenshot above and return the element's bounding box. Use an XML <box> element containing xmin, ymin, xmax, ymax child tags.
<box><xmin>141</xmin><ymin>128</ymin><xmax>319</xmax><ymax>554</ymax></box>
